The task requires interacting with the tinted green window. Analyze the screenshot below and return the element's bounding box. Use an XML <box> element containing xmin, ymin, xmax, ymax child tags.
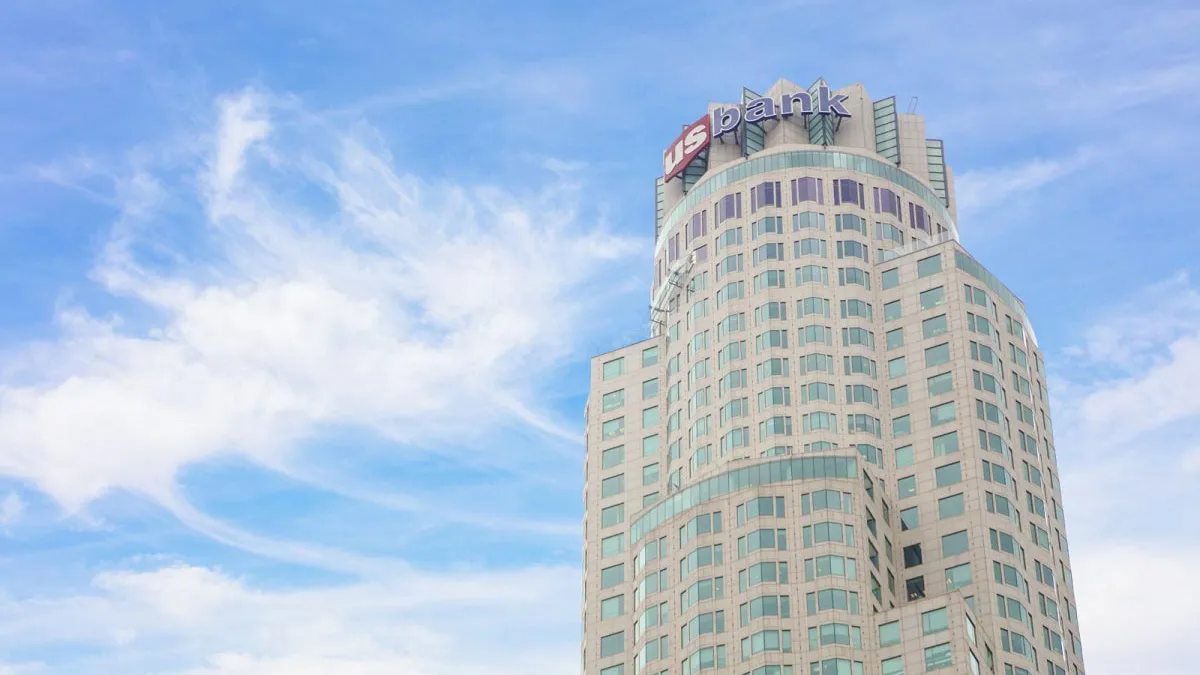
<box><xmin>922</xmin><ymin>607</ymin><xmax>949</xmax><ymax>634</ymax></box>
<box><xmin>603</xmin><ymin>358</ymin><xmax>625</xmax><ymax>380</ymax></box>
<box><xmin>602</xmin><ymin>446</ymin><xmax>625</xmax><ymax>469</ymax></box>
<box><xmin>888</xmin><ymin>357</ymin><xmax>907</xmax><ymax>379</ymax></box>
<box><xmin>895</xmin><ymin>444</ymin><xmax>914</xmax><ymax>469</ymax></box>
<box><xmin>942</xmin><ymin>530</ymin><xmax>969</xmax><ymax>556</ymax></box>
<box><xmin>917</xmin><ymin>254</ymin><xmax>942</xmax><ymax>278</ymax></box>
<box><xmin>925</xmin><ymin>343</ymin><xmax>951</xmax><ymax>367</ymax></box>
<box><xmin>601</xmin><ymin>595</ymin><xmax>625</xmax><ymax>619</ymax></box>
<box><xmin>600</xmin><ymin>564</ymin><xmax>624</xmax><ymax>588</ymax></box>
<box><xmin>928</xmin><ymin>371</ymin><xmax>953</xmax><ymax>396</ymax></box>
<box><xmin>600</xmin><ymin>631</ymin><xmax>624</xmax><ymax>657</ymax></box>
<box><xmin>920</xmin><ymin>286</ymin><xmax>946</xmax><ymax>310</ymax></box>
<box><xmin>643</xmin><ymin>379</ymin><xmax>659</xmax><ymax>398</ymax></box>
<box><xmin>890</xmin><ymin>385</ymin><xmax>909</xmax><ymax>406</ymax></box>
<box><xmin>925</xmin><ymin>643</ymin><xmax>953</xmax><ymax>670</ymax></box>
<box><xmin>938</xmin><ymin>494</ymin><xmax>964</xmax><ymax>519</ymax></box>
<box><xmin>878</xmin><ymin>620</ymin><xmax>901</xmax><ymax>646</ymax></box>
<box><xmin>882</xmin><ymin>268</ymin><xmax>900</xmax><ymax>289</ymax></box>
<box><xmin>930</xmin><ymin>401</ymin><xmax>956</xmax><ymax>426</ymax></box>
<box><xmin>932</xmin><ymin>431</ymin><xmax>959</xmax><ymax>456</ymax></box>
<box><xmin>886</xmin><ymin>328</ymin><xmax>904</xmax><ymax>350</ymax></box>
<box><xmin>898</xmin><ymin>476</ymin><xmax>916</xmax><ymax>498</ymax></box>
<box><xmin>601</xmin><ymin>475</ymin><xmax>624</xmax><ymax>497</ymax></box>
<box><xmin>922</xmin><ymin>314</ymin><xmax>948</xmax><ymax>338</ymax></box>
<box><xmin>935</xmin><ymin>462</ymin><xmax>962</xmax><ymax>487</ymax></box>
<box><xmin>642</xmin><ymin>347</ymin><xmax>659</xmax><ymax>367</ymax></box>
<box><xmin>884</xmin><ymin>300</ymin><xmax>902</xmax><ymax>321</ymax></box>
<box><xmin>601</xmin><ymin>503</ymin><xmax>625</xmax><ymax>527</ymax></box>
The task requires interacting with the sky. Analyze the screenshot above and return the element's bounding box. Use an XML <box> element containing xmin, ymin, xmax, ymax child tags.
<box><xmin>0</xmin><ymin>0</ymin><xmax>1197</xmax><ymax>673</ymax></box>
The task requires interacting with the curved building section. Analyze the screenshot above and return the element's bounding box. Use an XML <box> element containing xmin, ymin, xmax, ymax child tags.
<box><xmin>584</xmin><ymin>78</ymin><xmax>1085</xmax><ymax>675</ymax></box>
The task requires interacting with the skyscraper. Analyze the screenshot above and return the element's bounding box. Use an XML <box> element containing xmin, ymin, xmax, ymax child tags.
<box><xmin>582</xmin><ymin>78</ymin><xmax>1085</xmax><ymax>675</ymax></box>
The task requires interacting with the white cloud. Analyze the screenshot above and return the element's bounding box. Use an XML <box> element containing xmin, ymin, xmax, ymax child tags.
<box><xmin>1072</xmin><ymin>545</ymin><xmax>1200</xmax><ymax>675</ymax></box>
<box><xmin>954</xmin><ymin>147</ymin><xmax>1096</xmax><ymax>218</ymax></box>
<box><xmin>0</xmin><ymin>88</ymin><xmax>641</xmax><ymax>522</ymax></box>
<box><xmin>0</xmin><ymin>493</ymin><xmax>22</xmax><ymax>530</ymax></box>
<box><xmin>0</xmin><ymin>562</ymin><xmax>580</xmax><ymax>675</ymax></box>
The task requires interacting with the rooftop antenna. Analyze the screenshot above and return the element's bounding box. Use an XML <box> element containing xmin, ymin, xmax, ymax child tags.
<box><xmin>907</xmin><ymin>96</ymin><xmax>919</xmax><ymax>114</ymax></box>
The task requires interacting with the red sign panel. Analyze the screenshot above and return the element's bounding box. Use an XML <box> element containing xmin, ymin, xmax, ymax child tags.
<box><xmin>663</xmin><ymin>114</ymin><xmax>711</xmax><ymax>181</ymax></box>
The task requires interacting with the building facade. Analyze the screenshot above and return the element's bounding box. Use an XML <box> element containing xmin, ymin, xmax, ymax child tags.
<box><xmin>582</xmin><ymin>78</ymin><xmax>1085</xmax><ymax>675</ymax></box>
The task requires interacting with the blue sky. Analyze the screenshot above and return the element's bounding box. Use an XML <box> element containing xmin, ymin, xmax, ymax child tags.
<box><xmin>0</xmin><ymin>1</ymin><xmax>1197</xmax><ymax>673</ymax></box>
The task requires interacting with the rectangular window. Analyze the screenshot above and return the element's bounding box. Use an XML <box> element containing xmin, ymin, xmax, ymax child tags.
<box><xmin>600</xmin><ymin>594</ymin><xmax>624</xmax><ymax>619</ymax></box>
<box><xmin>942</xmin><ymin>530</ymin><xmax>969</xmax><ymax>557</ymax></box>
<box><xmin>601</xmin><ymin>503</ymin><xmax>625</xmax><ymax>527</ymax></box>
<box><xmin>917</xmin><ymin>254</ymin><xmax>943</xmax><ymax>278</ymax></box>
<box><xmin>878</xmin><ymin>620</ymin><xmax>901</xmax><ymax>647</ymax></box>
<box><xmin>884</xmin><ymin>300</ymin><xmax>902</xmax><ymax>322</ymax></box>
<box><xmin>888</xmin><ymin>356</ymin><xmax>907</xmax><ymax>379</ymax></box>
<box><xmin>945</xmin><ymin>562</ymin><xmax>972</xmax><ymax>590</ymax></box>
<box><xmin>938</xmin><ymin>493</ymin><xmax>964</xmax><ymax>519</ymax></box>
<box><xmin>886</xmin><ymin>328</ymin><xmax>904</xmax><ymax>350</ymax></box>
<box><xmin>881</xmin><ymin>268</ymin><xmax>899</xmax><ymax>289</ymax></box>
<box><xmin>924</xmin><ymin>643</ymin><xmax>953</xmax><ymax>671</ymax></box>
<box><xmin>925</xmin><ymin>343</ymin><xmax>951</xmax><ymax>367</ymax></box>
<box><xmin>601</xmin><ymin>563</ymin><xmax>624</xmax><ymax>589</ymax></box>
<box><xmin>601</xmin><ymin>474</ymin><xmax>624</xmax><ymax>497</ymax></box>
<box><xmin>920</xmin><ymin>286</ymin><xmax>946</xmax><ymax>310</ymax></box>
<box><xmin>922</xmin><ymin>314</ymin><xmax>948</xmax><ymax>339</ymax></box>
<box><xmin>602</xmin><ymin>358</ymin><xmax>625</xmax><ymax>380</ymax></box>
<box><xmin>935</xmin><ymin>462</ymin><xmax>962</xmax><ymax>487</ymax></box>
<box><xmin>930</xmin><ymin>401</ymin><xmax>956</xmax><ymax>426</ymax></box>
<box><xmin>922</xmin><ymin>607</ymin><xmax>949</xmax><ymax>634</ymax></box>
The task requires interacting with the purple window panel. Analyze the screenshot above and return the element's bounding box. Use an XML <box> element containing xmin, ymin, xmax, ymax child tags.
<box><xmin>833</xmin><ymin>179</ymin><xmax>863</xmax><ymax>207</ymax></box>
<box><xmin>874</xmin><ymin>187</ymin><xmax>902</xmax><ymax>218</ymax></box>
<box><xmin>688</xmin><ymin>211</ymin><xmax>708</xmax><ymax>243</ymax></box>
<box><xmin>716</xmin><ymin>193</ymin><xmax>743</xmax><ymax>225</ymax></box>
<box><xmin>751</xmin><ymin>181</ymin><xmax>780</xmax><ymax>212</ymax></box>
<box><xmin>669</xmin><ymin>233</ymin><xmax>680</xmax><ymax>263</ymax></box>
<box><xmin>694</xmin><ymin>244</ymin><xmax>709</xmax><ymax>262</ymax></box>
<box><xmin>909</xmin><ymin>203</ymin><xmax>930</xmax><ymax>233</ymax></box>
<box><xmin>792</xmin><ymin>177</ymin><xmax>824</xmax><ymax>205</ymax></box>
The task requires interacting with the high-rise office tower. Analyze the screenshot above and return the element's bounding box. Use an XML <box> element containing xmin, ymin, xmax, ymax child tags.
<box><xmin>582</xmin><ymin>79</ymin><xmax>1085</xmax><ymax>675</ymax></box>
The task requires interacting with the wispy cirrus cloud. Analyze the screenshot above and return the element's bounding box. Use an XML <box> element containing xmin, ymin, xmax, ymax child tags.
<box><xmin>0</xmin><ymin>86</ymin><xmax>640</xmax><ymax>532</ymax></box>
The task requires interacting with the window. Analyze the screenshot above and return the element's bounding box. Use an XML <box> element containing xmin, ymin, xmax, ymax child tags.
<box><xmin>942</xmin><ymin>530</ymin><xmax>969</xmax><ymax>557</ymax></box>
<box><xmin>601</xmin><ymin>534</ymin><xmax>624</xmax><ymax>557</ymax></box>
<box><xmin>930</xmin><ymin>401</ymin><xmax>956</xmax><ymax>426</ymax></box>
<box><xmin>890</xmin><ymin>385</ymin><xmax>909</xmax><ymax>407</ymax></box>
<box><xmin>643</xmin><ymin>463</ymin><xmax>660</xmax><ymax>485</ymax></box>
<box><xmin>917</xmin><ymin>254</ymin><xmax>942</xmax><ymax>277</ymax></box>
<box><xmin>599</xmin><ymin>665</ymin><xmax>623</xmax><ymax>675</ymax></box>
<box><xmin>600</xmin><ymin>631</ymin><xmax>624</xmax><ymax>658</ymax></box>
<box><xmin>938</xmin><ymin>493</ymin><xmax>964</xmax><ymax>519</ymax></box>
<box><xmin>879</xmin><ymin>621</ymin><xmax>901</xmax><ymax>646</ymax></box>
<box><xmin>603</xmin><ymin>358</ymin><xmax>625</xmax><ymax>380</ymax></box>
<box><xmin>805</xmin><ymin>588</ymin><xmax>860</xmax><ymax>615</ymax></box>
<box><xmin>898</xmin><ymin>475</ymin><xmax>916</xmax><ymax>498</ymax></box>
<box><xmin>882</xmin><ymin>268</ymin><xmax>899</xmax><ymax>289</ymax></box>
<box><xmin>794</xmin><ymin>211</ymin><xmax>826</xmax><ymax>231</ymax></box>
<box><xmin>602</xmin><ymin>503</ymin><xmax>625</xmax><ymax>527</ymax></box>
<box><xmin>935</xmin><ymin>462</ymin><xmax>962</xmax><ymax>487</ymax></box>
<box><xmin>924</xmin><ymin>643</ymin><xmax>953</xmax><ymax>671</ymax></box>
<box><xmin>906</xmin><ymin>576</ymin><xmax>926</xmax><ymax>600</ymax></box>
<box><xmin>601</xmin><ymin>474</ymin><xmax>624</xmax><ymax>497</ymax></box>
<box><xmin>602</xmin><ymin>417</ymin><xmax>625</xmax><ymax>439</ymax></box>
<box><xmin>920</xmin><ymin>286</ymin><xmax>946</xmax><ymax>310</ymax></box>
<box><xmin>892</xmin><ymin>415</ymin><xmax>911</xmax><ymax>437</ymax></box>
<box><xmin>900</xmin><ymin>506</ymin><xmax>919</xmax><ymax>530</ymax></box>
<box><xmin>601</xmin><ymin>563</ymin><xmax>624</xmax><ymax>589</ymax></box>
<box><xmin>925</xmin><ymin>343</ymin><xmax>951</xmax><ymax>367</ymax></box>
<box><xmin>927</xmin><ymin>372</ymin><xmax>953</xmax><ymax>397</ymax></box>
<box><xmin>793</xmin><ymin>177</ymin><xmax>824</xmax><ymax>205</ymax></box>
<box><xmin>903</xmin><ymin>544</ymin><xmax>923</xmax><ymax>568</ymax></box>
<box><xmin>641</xmin><ymin>347</ymin><xmax>658</xmax><ymax>367</ymax></box>
<box><xmin>600</xmin><ymin>594</ymin><xmax>624</xmax><ymax>619</ymax></box>
<box><xmin>602</xmin><ymin>390</ymin><xmax>625</xmax><ymax>412</ymax></box>
<box><xmin>884</xmin><ymin>300</ymin><xmax>902</xmax><ymax>322</ymax></box>
<box><xmin>740</xmin><ymin>594</ymin><xmax>792</xmax><ymax>625</ymax></box>
<box><xmin>739</xmin><ymin>561</ymin><xmax>788</xmax><ymax>590</ymax></box>
<box><xmin>922</xmin><ymin>607</ymin><xmax>949</xmax><ymax>634</ymax></box>
<box><xmin>945</xmin><ymin>562</ymin><xmax>972</xmax><ymax>590</ymax></box>
<box><xmin>922</xmin><ymin>314</ymin><xmax>948</xmax><ymax>339</ymax></box>
<box><xmin>601</xmin><ymin>446</ymin><xmax>624</xmax><ymax>469</ymax></box>
<box><xmin>642</xmin><ymin>435</ymin><xmax>659</xmax><ymax>457</ymax></box>
<box><xmin>886</xmin><ymin>328</ymin><xmax>904</xmax><ymax>350</ymax></box>
<box><xmin>642</xmin><ymin>378</ymin><xmax>658</xmax><ymax>399</ymax></box>
<box><xmin>796</xmin><ymin>264</ymin><xmax>829</xmax><ymax>286</ymax></box>
<box><xmin>888</xmin><ymin>356</ymin><xmax>907</xmax><ymax>379</ymax></box>
<box><xmin>894</xmin><ymin>444</ymin><xmax>913</xmax><ymax>469</ymax></box>
<box><xmin>642</xmin><ymin>406</ymin><xmax>659</xmax><ymax>427</ymax></box>
<box><xmin>882</xmin><ymin>656</ymin><xmax>904</xmax><ymax>675</ymax></box>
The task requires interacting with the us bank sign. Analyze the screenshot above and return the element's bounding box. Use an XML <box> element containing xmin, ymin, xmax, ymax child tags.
<box><xmin>663</xmin><ymin>83</ymin><xmax>851</xmax><ymax>181</ymax></box>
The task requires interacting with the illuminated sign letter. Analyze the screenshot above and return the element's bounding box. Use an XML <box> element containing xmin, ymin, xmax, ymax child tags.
<box><xmin>817</xmin><ymin>84</ymin><xmax>852</xmax><ymax>118</ymax></box>
<box><xmin>744</xmin><ymin>96</ymin><xmax>777</xmax><ymax>124</ymax></box>
<box><xmin>663</xmin><ymin>115</ymin><xmax>712</xmax><ymax>180</ymax></box>
<box><xmin>780</xmin><ymin>91</ymin><xmax>813</xmax><ymax>118</ymax></box>
<box><xmin>712</xmin><ymin>106</ymin><xmax>742</xmax><ymax>139</ymax></box>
